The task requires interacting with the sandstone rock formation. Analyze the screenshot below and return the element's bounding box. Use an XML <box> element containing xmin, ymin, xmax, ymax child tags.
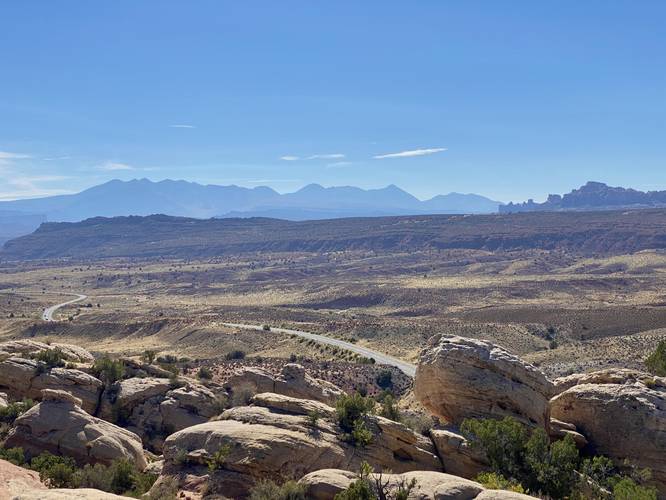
<box><xmin>13</xmin><ymin>488</ymin><xmax>126</xmax><ymax>499</ymax></box>
<box><xmin>5</xmin><ymin>389</ymin><xmax>147</xmax><ymax>470</ymax></box>
<box><xmin>0</xmin><ymin>392</ymin><xmax>7</xmax><ymax>409</ymax></box>
<box><xmin>548</xmin><ymin>418</ymin><xmax>588</xmax><ymax>449</ymax></box>
<box><xmin>156</xmin><ymin>392</ymin><xmax>440</xmax><ymax>497</ymax></box>
<box><xmin>0</xmin><ymin>458</ymin><xmax>45</xmax><ymax>498</ymax></box>
<box><xmin>299</xmin><ymin>468</ymin><xmax>538</xmax><ymax>500</ymax></box>
<box><xmin>98</xmin><ymin>377</ymin><xmax>222</xmax><ymax>450</ymax></box>
<box><xmin>0</xmin><ymin>340</ymin><xmax>94</xmax><ymax>364</ymax></box>
<box><xmin>429</xmin><ymin>428</ymin><xmax>489</xmax><ymax>478</ymax></box>
<box><xmin>0</xmin><ymin>357</ymin><xmax>103</xmax><ymax>414</ymax></box>
<box><xmin>550</xmin><ymin>369</ymin><xmax>666</xmax><ymax>493</ymax></box>
<box><xmin>414</xmin><ymin>335</ymin><xmax>554</xmax><ymax>427</ymax></box>
<box><xmin>224</xmin><ymin>363</ymin><xmax>345</xmax><ymax>405</ymax></box>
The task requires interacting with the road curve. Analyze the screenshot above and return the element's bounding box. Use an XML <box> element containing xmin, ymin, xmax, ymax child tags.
<box><xmin>222</xmin><ymin>322</ymin><xmax>417</xmax><ymax>377</ymax></box>
<box><xmin>42</xmin><ymin>293</ymin><xmax>88</xmax><ymax>321</ymax></box>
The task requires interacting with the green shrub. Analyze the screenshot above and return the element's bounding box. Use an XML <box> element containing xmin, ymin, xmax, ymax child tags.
<box><xmin>475</xmin><ymin>472</ymin><xmax>525</xmax><ymax>493</ymax></box>
<box><xmin>350</xmin><ymin>419</ymin><xmax>373</xmax><ymax>447</ymax></box>
<box><xmin>225</xmin><ymin>349</ymin><xmax>246</xmax><ymax>360</ymax></box>
<box><xmin>30</xmin><ymin>452</ymin><xmax>77</xmax><ymax>488</ymax></box>
<box><xmin>375</xmin><ymin>369</ymin><xmax>393</xmax><ymax>389</ymax></box>
<box><xmin>461</xmin><ymin>416</ymin><xmax>527</xmax><ymax>480</ymax></box>
<box><xmin>378</xmin><ymin>393</ymin><xmax>400</xmax><ymax>422</ymax></box>
<box><xmin>579</xmin><ymin>455</ymin><xmax>616</xmax><ymax>489</ymax></box>
<box><xmin>0</xmin><ymin>399</ymin><xmax>35</xmax><ymax>424</ymax></box>
<box><xmin>33</xmin><ymin>348</ymin><xmax>67</xmax><ymax>369</ymax></box>
<box><xmin>336</xmin><ymin>393</ymin><xmax>375</xmax><ymax>447</ymax></box>
<box><xmin>612</xmin><ymin>477</ymin><xmax>658</xmax><ymax>500</ymax></box>
<box><xmin>524</xmin><ymin>429</ymin><xmax>579</xmax><ymax>498</ymax></box>
<box><xmin>334</xmin><ymin>462</ymin><xmax>417</xmax><ymax>500</ymax></box>
<box><xmin>462</xmin><ymin>417</ymin><xmax>580</xmax><ymax>498</ymax></box>
<box><xmin>109</xmin><ymin>458</ymin><xmax>135</xmax><ymax>494</ymax></box>
<box><xmin>0</xmin><ymin>447</ymin><xmax>26</xmax><ymax>465</ymax></box>
<box><xmin>646</xmin><ymin>340</ymin><xmax>666</xmax><ymax>376</ymax></box>
<box><xmin>91</xmin><ymin>356</ymin><xmax>125</xmax><ymax>385</ymax></box>
<box><xmin>400</xmin><ymin>413</ymin><xmax>433</xmax><ymax>436</ymax></box>
<box><xmin>141</xmin><ymin>350</ymin><xmax>157</xmax><ymax>364</ymax></box>
<box><xmin>307</xmin><ymin>410</ymin><xmax>321</xmax><ymax>429</ymax></box>
<box><xmin>207</xmin><ymin>445</ymin><xmax>231</xmax><ymax>471</ymax></box>
<box><xmin>157</xmin><ymin>354</ymin><xmax>179</xmax><ymax>365</ymax></box>
<box><xmin>74</xmin><ymin>463</ymin><xmax>113</xmax><ymax>491</ymax></box>
<box><xmin>197</xmin><ymin>366</ymin><xmax>213</xmax><ymax>379</ymax></box>
<box><xmin>249</xmin><ymin>479</ymin><xmax>306</xmax><ymax>500</ymax></box>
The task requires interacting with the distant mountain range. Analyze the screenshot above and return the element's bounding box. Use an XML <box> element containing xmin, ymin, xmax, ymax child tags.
<box><xmin>501</xmin><ymin>181</ymin><xmax>666</xmax><ymax>213</ymax></box>
<box><xmin>4</xmin><ymin>179</ymin><xmax>666</xmax><ymax>244</ymax></box>
<box><xmin>0</xmin><ymin>179</ymin><xmax>502</xmax><ymax>241</ymax></box>
<box><xmin>0</xmin><ymin>211</ymin><xmax>46</xmax><ymax>245</ymax></box>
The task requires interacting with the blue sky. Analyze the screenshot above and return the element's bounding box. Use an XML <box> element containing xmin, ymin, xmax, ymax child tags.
<box><xmin>1</xmin><ymin>1</ymin><xmax>664</xmax><ymax>203</ymax></box>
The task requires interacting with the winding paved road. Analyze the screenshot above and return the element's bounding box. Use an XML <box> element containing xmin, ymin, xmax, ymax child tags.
<box><xmin>42</xmin><ymin>293</ymin><xmax>88</xmax><ymax>321</ymax></box>
<box><xmin>38</xmin><ymin>294</ymin><xmax>416</xmax><ymax>376</ymax></box>
<box><xmin>222</xmin><ymin>322</ymin><xmax>417</xmax><ymax>377</ymax></box>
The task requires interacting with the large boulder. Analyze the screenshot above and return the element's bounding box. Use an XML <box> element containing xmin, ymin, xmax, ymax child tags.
<box><xmin>0</xmin><ymin>458</ymin><xmax>45</xmax><ymax>498</ymax></box>
<box><xmin>0</xmin><ymin>340</ymin><xmax>94</xmax><ymax>363</ymax></box>
<box><xmin>299</xmin><ymin>468</ymin><xmax>538</xmax><ymax>500</ymax></box>
<box><xmin>14</xmin><ymin>489</ymin><xmax>126</xmax><ymax>499</ymax></box>
<box><xmin>157</xmin><ymin>392</ymin><xmax>440</xmax><ymax>498</ymax></box>
<box><xmin>414</xmin><ymin>335</ymin><xmax>554</xmax><ymax>427</ymax></box>
<box><xmin>550</xmin><ymin>369</ymin><xmax>666</xmax><ymax>494</ymax></box>
<box><xmin>0</xmin><ymin>357</ymin><xmax>103</xmax><ymax>413</ymax></box>
<box><xmin>5</xmin><ymin>389</ymin><xmax>147</xmax><ymax>470</ymax></box>
<box><xmin>429</xmin><ymin>429</ymin><xmax>489</xmax><ymax>479</ymax></box>
<box><xmin>225</xmin><ymin>363</ymin><xmax>345</xmax><ymax>405</ymax></box>
<box><xmin>98</xmin><ymin>377</ymin><xmax>222</xmax><ymax>451</ymax></box>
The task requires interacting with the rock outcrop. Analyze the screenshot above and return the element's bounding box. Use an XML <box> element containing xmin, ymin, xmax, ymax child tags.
<box><xmin>13</xmin><ymin>488</ymin><xmax>126</xmax><ymax>499</ymax></box>
<box><xmin>299</xmin><ymin>468</ymin><xmax>538</xmax><ymax>500</ymax></box>
<box><xmin>99</xmin><ymin>377</ymin><xmax>222</xmax><ymax>451</ymax></box>
<box><xmin>5</xmin><ymin>389</ymin><xmax>147</xmax><ymax>470</ymax></box>
<box><xmin>156</xmin><ymin>392</ymin><xmax>440</xmax><ymax>497</ymax></box>
<box><xmin>429</xmin><ymin>428</ymin><xmax>489</xmax><ymax>478</ymax></box>
<box><xmin>550</xmin><ymin>369</ymin><xmax>666</xmax><ymax>493</ymax></box>
<box><xmin>548</xmin><ymin>418</ymin><xmax>588</xmax><ymax>449</ymax></box>
<box><xmin>0</xmin><ymin>458</ymin><xmax>45</xmax><ymax>498</ymax></box>
<box><xmin>224</xmin><ymin>363</ymin><xmax>345</xmax><ymax>405</ymax></box>
<box><xmin>414</xmin><ymin>335</ymin><xmax>554</xmax><ymax>427</ymax></box>
<box><xmin>0</xmin><ymin>357</ymin><xmax>103</xmax><ymax>414</ymax></box>
<box><xmin>0</xmin><ymin>340</ymin><xmax>94</xmax><ymax>364</ymax></box>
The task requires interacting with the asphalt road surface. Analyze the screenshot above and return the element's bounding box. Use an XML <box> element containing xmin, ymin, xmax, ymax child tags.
<box><xmin>222</xmin><ymin>322</ymin><xmax>417</xmax><ymax>377</ymax></box>
<box><xmin>42</xmin><ymin>293</ymin><xmax>88</xmax><ymax>321</ymax></box>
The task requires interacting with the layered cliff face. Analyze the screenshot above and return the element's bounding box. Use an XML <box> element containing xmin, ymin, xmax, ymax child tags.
<box><xmin>502</xmin><ymin>181</ymin><xmax>666</xmax><ymax>213</ymax></box>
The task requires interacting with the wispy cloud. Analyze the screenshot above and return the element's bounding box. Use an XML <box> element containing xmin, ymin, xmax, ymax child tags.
<box><xmin>307</xmin><ymin>153</ymin><xmax>345</xmax><ymax>160</ymax></box>
<box><xmin>43</xmin><ymin>156</ymin><xmax>71</xmax><ymax>161</ymax></box>
<box><xmin>0</xmin><ymin>151</ymin><xmax>31</xmax><ymax>165</ymax></box>
<box><xmin>169</xmin><ymin>124</ymin><xmax>196</xmax><ymax>129</ymax></box>
<box><xmin>97</xmin><ymin>161</ymin><xmax>134</xmax><ymax>171</ymax></box>
<box><xmin>16</xmin><ymin>175</ymin><xmax>70</xmax><ymax>182</ymax></box>
<box><xmin>0</xmin><ymin>174</ymin><xmax>75</xmax><ymax>201</ymax></box>
<box><xmin>326</xmin><ymin>161</ymin><xmax>353</xmax><ymax>168</ymax></box>
<box><xmin>281</xmin><ymin>153</ymin><xmax>346</xmax><ymax>161</ymax></box>
<box><xmin>373</xmin><ymin>147</ymin><xmax>447</xmax><ymax>159</ymax></box>
<box><xmin>0</xmin><ymin>188</ymin><xmax>75</xmax><ymax>201</ymax></box>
